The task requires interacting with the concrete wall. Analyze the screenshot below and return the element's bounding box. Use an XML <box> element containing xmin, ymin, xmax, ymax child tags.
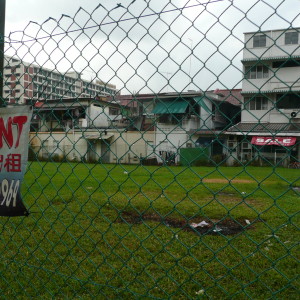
<box><xmin>243</xmin><ymin>65</ymin><xmax>300</xmax><ymax>93</ymax></box>
<box><xmin>199</xmin><ymin>99</ymin><xmax>214</xmax><ymax>129</ymax></box>
<box><xmin>88</xmin><ymin>104</ymin><xmax>122</xmax><ymax>128</ymax></box>
<box><xmin>243</xmin><ymin>29</ymin><xmax>300</xmax><ymax>60</ymax></box>
<box><xmin>29</xmin><ymin>130</ymin><xmax>155</xmax><ymax>164</ymax></box>
<box><xmin>155</xmin><ymin>125</ymin><xmax>188</xmax><ymax>164</ymax></box>
<box><xmin>241</xmin><ymin>93</ymin><xmax>300</xmax><ymax>123</ymax></box>
<box><xmin>108</xmin><ymin>130</ymin><xmax>155</xmax><ymax>164</ymax></box>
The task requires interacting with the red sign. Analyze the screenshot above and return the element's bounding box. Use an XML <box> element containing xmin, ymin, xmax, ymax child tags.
<box><xmin>0</xmin><ymin>106</ymin><xmax>32</xmax><ymax>217</ymax></box>
<box><xmin>251</xmin><ymin>136</ymin><xmax>297</xmax><ymax>146</ymax></box>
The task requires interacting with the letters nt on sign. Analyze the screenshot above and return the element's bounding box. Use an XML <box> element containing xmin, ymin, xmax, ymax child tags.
<box><xmin>0</xmin><ymin>116</ymin><xmax>28</xmax><ymax>149</ymax></box>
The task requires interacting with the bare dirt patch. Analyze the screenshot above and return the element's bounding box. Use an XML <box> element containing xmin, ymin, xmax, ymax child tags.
<box><xmin>218</xmin><ymin>192</ymin><xmax>236</xmax><ymax>196</ymax></box>
<box><xmin>117</xmin><ymin>211</ymin><xmax>254</xmax><ymax>236</ymax></box>
<box><xmin>203</xmin><ymin>179</ymin><xmax>254</xmax><ymax>184</ymax></box>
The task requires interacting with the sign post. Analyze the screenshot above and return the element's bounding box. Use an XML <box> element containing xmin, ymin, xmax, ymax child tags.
<box><xmin>0</xmin><ymin>0</ymin><xmax>6</xmax><ymax>106</ymax></box>
<box><xmin>0</xmin><ymin>106</ymin><xmax>32</xmax><ymax>216</ymax></box>
<box><xmin>0</xmin><ymin>0</ymin><xmax>5</xmax><ymax>107</ymax></box>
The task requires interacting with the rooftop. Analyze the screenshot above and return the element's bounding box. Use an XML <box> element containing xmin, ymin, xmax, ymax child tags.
<box><xmin>212</xmin><ymin>89</ymin><xmax>242</xmax><ymax>106</ymax></box>
<box><xmin>227</xmin><ymin>122</ymin><xmax>300</xmax><ymax>134</ymax></box>
<box><xmin>244</xmin><ymin>27</ymin><xmax>300</xmax><ymax>35</ymax></box>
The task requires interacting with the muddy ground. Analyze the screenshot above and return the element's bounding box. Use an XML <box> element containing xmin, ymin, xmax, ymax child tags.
<box><xmin>116</xmin><ymin>210</ymin><xmax>255</xmax><ymax>236</ymax></box>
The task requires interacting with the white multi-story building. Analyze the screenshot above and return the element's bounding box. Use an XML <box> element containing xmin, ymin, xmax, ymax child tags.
<box><xmin>3</xmin><ymin>55</ymin><xmax>117</xmax><ymax>104</ymax></box>
<box><xmin>228</xmin><ymin>28</ymin><xmax>300</xmax><ymax>166</ymax></box>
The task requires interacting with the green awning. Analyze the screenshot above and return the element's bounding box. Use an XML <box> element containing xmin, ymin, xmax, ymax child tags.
<box><xmin>152</xmin><ymin>100</ymin><xmax>188</xmax><ymax>114</ymax></box>
<box><xmin>193</xmin><ymin>96</ymin><xmax>212</xmax><ymax>113</ymax></box>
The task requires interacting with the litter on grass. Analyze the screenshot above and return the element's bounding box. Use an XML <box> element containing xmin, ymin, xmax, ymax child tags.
<box><xmin>196</xmin><ymin>290</ymin><xmax>204</xmax><ymax>295</ymax></box>
<box><xmin>190</xmin><ymin>221</ymin><xmax>209</xmax><ymax>228</ymax></box>
<box><xmin>116</xmin><ymin>211</ymin><xmax>254</xmax><ymax>236</ymax></box>
<box><xmin>213</xmin><ymin>226</ymin><xmax>222</xmax><ymax>233</ymax></box>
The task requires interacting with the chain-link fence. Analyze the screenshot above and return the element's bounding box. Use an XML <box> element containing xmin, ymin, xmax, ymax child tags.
<box><xmin>0</xmin><ymin>0</ymin><xmax>299</xmax><ymax>298</ymax></box>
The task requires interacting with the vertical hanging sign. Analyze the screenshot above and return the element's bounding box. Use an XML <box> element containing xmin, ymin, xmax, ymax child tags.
<box><xmin>0</xmin><ymin>106</ymin><xmax>32</xmax><ymax>216</ymax></box>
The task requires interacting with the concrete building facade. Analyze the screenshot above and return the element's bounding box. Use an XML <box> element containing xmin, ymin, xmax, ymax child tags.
<box><xmin>228</xmin><ymin>28</ymin><xmax>300</xmax><ymax>166</ymax></box>
<box><xmin>117</xmin><ymin>91</ymin><xmax>241</xmax><ymax>165</ymax></box>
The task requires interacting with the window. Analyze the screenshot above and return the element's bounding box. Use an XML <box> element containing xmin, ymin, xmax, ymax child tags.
<box><xmin>276</xmin><ymin>93</ymin><xmax>300</xmax><ymax>109</ymax></box>
<box><xmin>245</xmin><ymin>65</ymin><xmax>269</xmax><ymax>79</ymax></box>
<box><xmin>245</xmin><ymin>97</ymin><xmax>268</xmax><ymax>110</ymax></box>
<box><xmin>253</xmin><ymin>35</ymin><xmax>266</xmax><ymax>47</ymax></box>
<box><xmin>285</xmin><ymin>32</ymin><xmax>298</xmax><ymax>45</ymax></box>
<box><xmin>158</xmin><ymin>114</ymin><xmax>184</xmax><ymax>124</ymax></box>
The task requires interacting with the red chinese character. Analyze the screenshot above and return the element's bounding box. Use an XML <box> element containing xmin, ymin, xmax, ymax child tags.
<box><xmin>4</xmin><ymin>154</ymin><xmax>21</xmax><ymax>172</ymax></box>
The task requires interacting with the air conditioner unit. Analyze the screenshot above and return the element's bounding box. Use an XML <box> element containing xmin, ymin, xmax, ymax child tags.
<box><xmin>227</xmin><ymin>142</ymin><xmax>237</xmax><ymax>149</ymax></box>
<box><xmin>242</xmin><ymin>142</ymin><xmax>252</xmax><ymax>150</ymax></box>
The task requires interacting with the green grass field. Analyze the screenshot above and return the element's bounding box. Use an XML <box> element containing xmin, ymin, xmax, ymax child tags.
<box><xmin>0</xmin><ymin>162</ymin><xmax>299</xmax><ymax>299</ymax></box>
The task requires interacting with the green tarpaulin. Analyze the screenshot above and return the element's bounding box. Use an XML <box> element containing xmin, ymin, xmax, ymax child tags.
<box><xmin>193</xmin><ymin>96</ymin><xmax>212</xmax><ymax>113</ymax></box>
<box><xmin>152</xmin><ymin>100</ymin><xmax>189</xmax><ymax>114</ymax></box>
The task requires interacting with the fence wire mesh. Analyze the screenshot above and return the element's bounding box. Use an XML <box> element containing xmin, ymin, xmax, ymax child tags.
<box><xmin>0</xmin><ymin>0</ymin><xmax>299</xmax><ymax>298</ymax></box>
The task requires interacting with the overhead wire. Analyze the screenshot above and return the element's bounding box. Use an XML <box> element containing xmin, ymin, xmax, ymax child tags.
<box><xmin>3</xmin><ymin>0</ymin><xmax>228</xmax><ymax>44</ymax></box>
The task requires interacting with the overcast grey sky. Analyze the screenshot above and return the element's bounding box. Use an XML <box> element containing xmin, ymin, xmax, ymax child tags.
<box><xmin>4</xmin><ymin>0</ymin><xmax>300</xmax><ymax>94</ymax></box>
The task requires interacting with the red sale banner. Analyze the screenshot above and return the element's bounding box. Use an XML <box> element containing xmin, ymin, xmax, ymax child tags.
<box><xmin>251</xmin><ymin>136</ymin><xmax>297</xmax><ymax>147</ymax></box>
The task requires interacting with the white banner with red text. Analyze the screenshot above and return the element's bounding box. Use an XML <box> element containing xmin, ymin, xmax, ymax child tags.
<box><xmin>0</xmin><ymin>106</ymin><xmax>32</xmax><ymax>216</ymax></box>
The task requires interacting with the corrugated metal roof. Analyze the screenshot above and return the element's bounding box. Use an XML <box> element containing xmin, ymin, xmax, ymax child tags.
<box><xmin>212</xmin><ymin>89</ymin><xmax>242</xmax><ymax>106</ymax></box>
<box><xmin>242</xmin><ymin>55</ymin><xmax>300</xmax><ymax>62</ymax></box>
<box><xmin>227</xmin><ymin>122</ymin><xmax>300</xmax><ymax>133</ymax></box>
<box><xmin>241</xmin><ymin>89</ymin><xmax>300</xmax><ymax>94</ymax></box>
<box><xmin>84</xmin><ymin>133</ymin><xmax>114</xmax><ymax>140</ymax></box>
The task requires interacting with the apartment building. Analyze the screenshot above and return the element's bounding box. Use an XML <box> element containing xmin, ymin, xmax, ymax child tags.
<box><xmin>116</xmin><ymin>91</ymin><xmax>241</xmax><ymax>165</ymax></box>
<box><xmin>228</xmin><ymin>28</ymin><xmax>300</xmax><ymax>165</ymax></box>
<box><xmin>29</xmin><ymin>97</ymin><xmax>153</xmax><ymax>164</ymax></box>
<box><xmin>3</xmin><ymin>55</ymin><xmax>117</xmax><ymax>104</ymax></box>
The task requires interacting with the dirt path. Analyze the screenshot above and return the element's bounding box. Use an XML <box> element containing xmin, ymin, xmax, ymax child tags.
<box><xmin>202</xmin><ymin>178</ymin><xmax>254</xmax><ymax>184</ymax></box>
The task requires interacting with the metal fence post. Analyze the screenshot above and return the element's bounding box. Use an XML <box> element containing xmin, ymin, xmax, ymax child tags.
<box><xmin>0</xmin><ymin>0</ymin><xmax>6</xmax><ymax>106</ymax></box>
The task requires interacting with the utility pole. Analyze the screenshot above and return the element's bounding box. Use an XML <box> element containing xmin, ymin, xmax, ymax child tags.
<box><xmin>0</xmin><ymin>0</ymin><xmax>6</xmax><ymax>106</ymax></box>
